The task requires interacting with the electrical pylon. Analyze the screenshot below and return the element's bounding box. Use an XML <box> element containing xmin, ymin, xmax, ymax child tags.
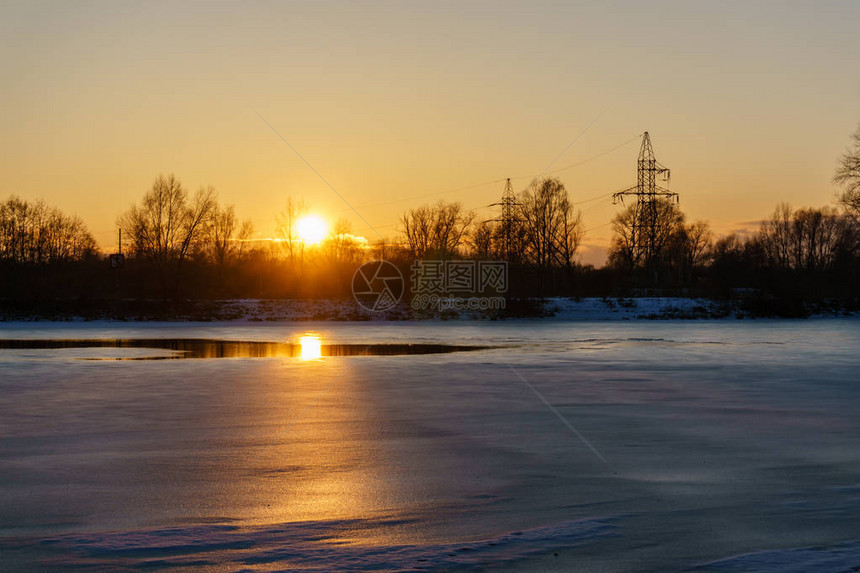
<box><xmin>490</xmin><ymin>178</ymin><xmax>520</xmax><ymax>260</ymax></box>
<box><xmin>612</xmin><ymin>132</ymin><xmax>679</xmax><ymax>269</ymax></box>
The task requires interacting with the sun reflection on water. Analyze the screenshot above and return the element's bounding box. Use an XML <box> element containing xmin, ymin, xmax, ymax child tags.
<box><xmin>299</xmin><ymin>335</ymin><xmax>322</xmax><ymax>361</ymax></box>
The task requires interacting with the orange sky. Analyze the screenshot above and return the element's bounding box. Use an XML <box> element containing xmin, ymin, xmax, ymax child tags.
<box><xmin>2</xmin><ymin>1</ymin><xmax>858</xmax><ymax>265</ymax></box>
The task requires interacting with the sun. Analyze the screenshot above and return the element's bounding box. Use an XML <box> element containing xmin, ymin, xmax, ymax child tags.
<box><xmin>296</xmin><ymin>215</ymin><xmax>328</xmax><ymax>245</ymax></box>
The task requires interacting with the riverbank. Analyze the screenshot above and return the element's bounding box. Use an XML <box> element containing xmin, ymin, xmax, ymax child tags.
<box><xmin>0</xmin><ymin>296</ymin><xmax>856</xmax><ymax>322</ymax></box>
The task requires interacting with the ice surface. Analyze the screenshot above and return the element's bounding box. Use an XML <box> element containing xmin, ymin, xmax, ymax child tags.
<box><xmin>24</xmin><ymin>517</ymin><xmax>617</xmax><ymax>570</ymax></box>
<box><xmin>1</xmin><ymin>319</ymin><xmax>859</xmax><ymax>571</ymax></box>
<box><xmin>697</xmin><ymin>540</ymin><xmax>860</xmax><ymax>572</ymax></box>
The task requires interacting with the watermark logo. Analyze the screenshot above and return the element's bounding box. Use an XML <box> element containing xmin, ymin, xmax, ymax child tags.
<box><xmin>411</xmin><ymin>293</ymin><xmax>506</xmax><ymax>311</ymax></box>
<box><xmin>409</xmin><ymin>260</ymin><xmax>507</xmax><ymax>311</ymax></box>
<box><xmin>411</xmin><ymin>261</ymin><xmax>507</xmax><ymax>294</ymax></box>
<box><xmin>352</xmin><ymin>259</ymin><xmax>507</xmax><ymax>312</ymax></box>
<box><xmin>352</xmin><ymin>260</ymin><xmax>405</xmax><ymax>311</ymax></box>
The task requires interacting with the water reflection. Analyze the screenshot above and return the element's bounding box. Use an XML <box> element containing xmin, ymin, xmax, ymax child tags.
<box><xmin>0</xmin><ymin>338</ymin><xmax>489</xmax><ymax>360</ymax></box>
<box><xmin>299</xmin><ymin>335</ymin><xmax>322</xmax><ymax>361</ymax></box>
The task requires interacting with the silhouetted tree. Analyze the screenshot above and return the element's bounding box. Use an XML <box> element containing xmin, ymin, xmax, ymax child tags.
<box><xmin>118</xmin><ymin>174</ymin><xmax>217</xmax><ymax>294</ymax></box>
<box><xmin>469</xmin><ymin>220</ymin><xmax>495</xmax><ymax>259</ymax></box>
<box><xmin>207</xmin><ymin>204</ymin><xmax>254</xmax><ymax>269</ymax></box>
<box><xmin>324</xmin><ymin>218</ymin><xmax>364</xmax><ymax>264</ymax></box>
<box><xmin>518</xmin><ymin>178</ymin><xmax>582</xmax><ymax>268</ymax></box>
<box><xmin>400</xmin><ymin>200</ymin><xmax>475</xmax><ymax>259</ymax></box>
<box><xmin>685</xmin><ymin>221</ymin><xmax>714</xmax><ymax>270</ymax></box>
<box><xmin>834</xmin><ymin>124</ymin><xmax>860</xmax><ymax>221</ymax></box>
<box><xmin>661</xmin><ymin>220</ymin><xmax>713</xmax><ymax>284</ymax></box>
<box><xmin>709</xmin><ymin>232</ymin><xmax>755</xmax><ymax>289</ymax></box>
<box><xmin>275</xmin><ymin>197</ymin><xmax>307</xmax><ymax>262</ymax></box>
<box><xmin>758</xmin><ymin>204</ymin><xmax>847</xmax><ymax>271</ymax></box>
<box><xmin>0</xmin><ymin>196</ymin><xmax>96</xmax><ymax>264</ymax></box>
<box><xmin>609</xmin><ymin>198</ymin><xmax>684</xmax><ymax>273</ymax></box>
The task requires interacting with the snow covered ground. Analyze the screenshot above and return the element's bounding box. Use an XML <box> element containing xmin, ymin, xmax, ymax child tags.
<box><xmin>2</xmin><ymin>296</ymin><xmax>855</xmax><ymax>322</ymax></box>
<box><xmin>545</xmin><ymin>296</ymin><xmax>729</xmax><ymax>320</ymax></box>
<box><xmin>239</xmin><ymin>295</ymin><xmax>855</xmax><ymax>321</ymax></box>
<box><xmin>191</xmin><ymin>296</ymin><xmax>735</xmax><ymax>321</ymax></box>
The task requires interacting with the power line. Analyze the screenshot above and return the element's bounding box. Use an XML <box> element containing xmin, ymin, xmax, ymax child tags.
<box><xmin>331</xmin><ymin>178</ymin><xmax>506</xmax><ymax>214</ymax></box>
<box><xmin>257</xmin><ymin>130</ymin><xmax>641</xmax><ymax>230</ymax></box>
<box><xmin>532</xmin><ymin>110</ymin><xmax>606</xmax><ymax>180</ymax></box>
<box><xmin>254</xmin><ymin>110</ymin><xmax>384</xmax><ymax>240</ymax></box>
<box><xmin>332</xmin><ymin>125</ymin><xmax>638</xmax><ymax>217</ymax></box>
<box><xmin>572</xmin><ymin>191</ymin><xmax>614</xmax><ymax>206</ymax></box>
<box><xmin>250</xmin><ymin>122</ymin><xmax>643</xmax><ymax>244</ymax></box>
<box><xmin>545</xmin><ymin>133</ymin><xmax>643</xmax><ymax>176</ymax></box>
<box><xmin>584</xmin><ymin>221</ymin><xmax>612</xmax><ymax>234</ymax></box>
<box><xmin>505</xmin><ymin>132</ymin><xmax>642</xmax><ymax>183</ymax></box>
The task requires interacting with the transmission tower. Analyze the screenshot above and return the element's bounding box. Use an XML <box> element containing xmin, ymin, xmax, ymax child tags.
<box><xmin>490</xmin><ymin>178</ymin><xmax>520</xmax><ymax>260</ymax></box>
<box><xmin>612</xmin><ymin>132</ymin><xmax>679</xmax><ymax>269</ymax></box>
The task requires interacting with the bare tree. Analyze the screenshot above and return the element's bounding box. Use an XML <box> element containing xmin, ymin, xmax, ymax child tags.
<box><xmin>275</xmin><ymin>197</ymin><xmax>307</xmax><ymax>261</ymax></box>
<box><xmin>400</xmin><ymin>200</ymin><xmax>475</xmax><ymax>259</ymax></box>
<box><xmin>660</xmin><ymin>220</ymin><xmax>713</xmax><ymax>283</ymax></box>
<box><xmin>0</xmin><ymin>196</ymin><xmax>31</xmax><ymax>262</ymax></box>
<box><xmin>791</xmin><ymin>207</ymin><xmax>844</xmax><ymax>271</ymax></box>
<box><xmin>118</xmin><ymin>174</ymin><xmax>217</xmax><ymax>291</ymax></box>
<box><xmin>685</xmin><ymin>220</ymin><xmax>714</xmax><ymax>269</ymax></box>
<box><xmin>758</xmin><ymin>203</ymin><xmax>794</xmax><ymax>268</ymax></box>
<box><xmin>324</xmin><ymin>217</ymin><xmax>364</xmax><ymax>264</ymax></box>
<box><xmin>432</xmin><ymin>201</ymin><xmax>475</xmax><ymax>257</ymax></box>
<box><xmin>834</xmin><ymin>124</ymin><xmax>860</xmax><ymax>221</ymax></box>
<box><xmin>518</xmin><ymin>178</ymin><xmax>583</xmax><ymax>268</ymax></box>
<box><xmin>757</xmin><ymin>203</ymin><xmax>848</xmax><ymax>271</ymax></box>
<box><xmin>369</xmin><ymin>237</ymin><xmax>392</xmax><ymax>261</ymax></box>
<box><xmin>559</xmin><ymin>201</ymin><xmax>584</xmax><ymax>268</ymax></box>
<box><xmin>469</xmin><ymin>220</ymin><xmax>495</xmax><ymax>259</ymax></box>
<box><xmin>609</xmin><ymin>197</ymin><xmax>684</xmax><ymax>270</ymax></box>
<box><xmin>492</xmin><ymin>215</ymin><xmax>528</xmax><ymax>263</ymax></box>
<box><xmin>0</xmin><ymin>196</ymin><xmax>96</xmax><ymax>264</ymax></box>
<box><xmin>207</xmin><ymin>204</ymin><xmax>254</xmax><ymax>268</ymax></box>
<box><xmin>401</xmin><ymin>205</ymin><xmax>432</xmax><ymax>259</ymax></box>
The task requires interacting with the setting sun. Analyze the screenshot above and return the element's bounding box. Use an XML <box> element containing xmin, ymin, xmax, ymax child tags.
<box><xmin>296</xmin><ymin>215</ymin><xmax>328</xmax><ymax>245</ymax></box>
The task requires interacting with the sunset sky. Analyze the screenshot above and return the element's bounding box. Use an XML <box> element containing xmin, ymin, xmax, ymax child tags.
<box><xmin>2</xmin><ymin>0</ymin><xmax>858</xmax><ymax>265</ymax></box>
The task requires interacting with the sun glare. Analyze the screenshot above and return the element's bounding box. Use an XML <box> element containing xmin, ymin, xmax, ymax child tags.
<box><xmin>296</xmin><ymin>215</ymin><xmax>328</xmax><ymax>245</ymax></box>
<box><xmin>299</xmin><ymin>335</ymin><xmax>322</xmax><ymax>361</ymax></box>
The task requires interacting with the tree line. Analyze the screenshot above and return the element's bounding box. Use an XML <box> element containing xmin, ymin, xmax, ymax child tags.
<box><xmin>0</xmin><ymin>196</ymin><xmax>97</xmax><ymax>264</ymax></box>
<box><xmin>2</xmin><ymin>124</ymin><xmax>860</xmax><ymax>310</ymax></box>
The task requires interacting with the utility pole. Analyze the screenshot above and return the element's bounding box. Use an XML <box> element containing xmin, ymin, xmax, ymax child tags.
<box><xmin>110</xmin><ymin>227</ymin><xmax>125</xmax><ymax>295</ymax></box>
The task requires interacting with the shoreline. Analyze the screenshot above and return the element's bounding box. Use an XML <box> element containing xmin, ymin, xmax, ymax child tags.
<box><xmin>1</xmin><ymin>296</ymin><xmax>857</xmax><ymax>322</ymax></box>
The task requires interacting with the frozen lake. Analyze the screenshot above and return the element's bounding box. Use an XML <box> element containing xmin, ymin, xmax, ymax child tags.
<box><xmin>1</xmin><ymin>319</ymin><xmax>859</xmax><ymax>571</ymax></box>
